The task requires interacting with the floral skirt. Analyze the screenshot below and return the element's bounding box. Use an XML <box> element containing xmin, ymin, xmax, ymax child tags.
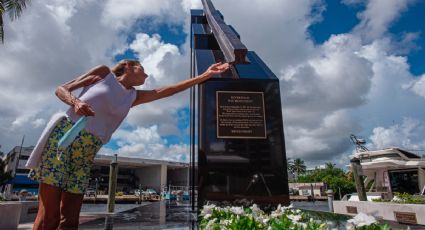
<box><xmin>29</xmin><ymin>117</ymin><xmax>103</xmax><ymax>194</ymax></box>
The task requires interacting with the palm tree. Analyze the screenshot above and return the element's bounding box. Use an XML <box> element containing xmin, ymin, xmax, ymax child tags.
<box><xmin>289</xmin><ymin>158</ymin><xmax>306</xmax><ymax>181</ymax></box>
<box><xmin>286</xmin><ymin>158</ymin><xmax>294</xmax><ymax>171</ymax></box>
<box><xmin>286</xmin><ymin>158</ymin><xmax>294</xmax><ymax>180</ymax></box>
<box><xmin>0</xmin><ymin>0</ymin><xmax>30</xmax><ymax>43</ymax></box>
<box><xmin>0</xmin><ymin>158</ymin><xmax>12</xmax><ymax>187</ymax></box>
<box><xmin>325</xmin><ymin>162</ymin><xmax>335</xmax><ymax>170</ymax></box>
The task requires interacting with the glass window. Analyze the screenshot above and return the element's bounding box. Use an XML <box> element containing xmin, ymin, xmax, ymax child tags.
<box><xmin>388</xmin><ymin>169</ymin><xmax>419</xmax><ymax>194</ymax></box>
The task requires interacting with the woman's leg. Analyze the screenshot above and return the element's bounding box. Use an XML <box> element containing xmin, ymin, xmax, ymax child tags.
<box><xmin>33</xmin><ymin>183</ymin><xmax>62</xmax><ymax>230</ymax></box>
<box><xmin>58</xmin><ymin>191</ymin><xmax>84</xmax><ymax>229</ymax></box>
<box><xmin>58</xmin><ymin>128</ymin><xmax>102</xmax><ymax>229</ymax></box>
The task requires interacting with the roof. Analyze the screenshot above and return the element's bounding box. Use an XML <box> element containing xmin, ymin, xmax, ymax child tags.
<box><xmin>351</xmin><ymin>147</ymin><xmax>421</xmax><ymax>160</ymax></box>
<box><xmin>349</xmin><ymin>148</ymin><xmax>425</xmax><ymax>170</ymax></box>
<box><xmin>94</xmin><ymin>154</ymin><xmax>189</xmax><ymax>169</ymax></box>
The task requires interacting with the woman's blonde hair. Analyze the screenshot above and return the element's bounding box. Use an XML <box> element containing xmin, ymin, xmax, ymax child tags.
<box><xmin>111</xmin><ymin>59</ymin><xmax>141</xmax><ymax>77</ymax></box>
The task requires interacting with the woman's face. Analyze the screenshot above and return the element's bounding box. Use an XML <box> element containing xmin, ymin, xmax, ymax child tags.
<box><xmin>128</xmin><ymin>64</ymin><xmax>148</xmax><ymax>86</ymax></box>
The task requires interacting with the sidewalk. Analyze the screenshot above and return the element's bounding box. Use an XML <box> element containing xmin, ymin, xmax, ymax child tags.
<box><xmin>18</xmin><ymin>212</ymin><xmax>118</xmax><ymax>230</ymax></box>
<box><xmin>17</xmin><ymin>203</ymin><xmax>151</xmax><ymax>230</ymax></box>
<box><xmin>18</xmin><ymin>201</ymin><xmax>197</xmax><ymax>230</ymax></box>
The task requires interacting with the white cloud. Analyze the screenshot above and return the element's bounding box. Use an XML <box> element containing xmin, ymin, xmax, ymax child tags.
<box><xmin>31</xmin><ymin>119</ymin><xmax>46</xmax><ymax>129</ymax></box>
<box><xmin>99</xmin><ymin>125</ymin><xmax>189</xmax><ymax>162</ymax></box>
<box><xmin>352</xmin><ymin>0</ymin><xmax>415</xmax><ymax>41</ymax></box>
<box><xmin>102</xmin><ymin>0</ymin><xmax>187</xmax><ymax>29</ymax></box>
<box><xmin>409</xmin><ymin>74</ymin><xmax>425</xmax><ymax>98</ymax></box>
<box><xmin>1</xmin><ymin>0</ymin><xmax>425</xmax><ymax>168</ymax></box>
<box><xmin>368</xmin><ymin>117</ymin><xmax>425</xmax><ymax>150</ymax></box>
<box><xmin>129</xmin><ymin>33</ymin><xmax>180</xmax><ymax>84</ymax></box>
<box><xmin>0</xmin><ymin>0</ymin><xmax>128</xmax><ymax>151</ymax></box>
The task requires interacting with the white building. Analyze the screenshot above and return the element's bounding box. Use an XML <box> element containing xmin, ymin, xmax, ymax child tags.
<box><xmin>1</xmin><ymin>146</ymin><xmax>38</xmax><ymax>195</ymax></box>
<box><xmin>350</xmin><ymin>147</ymin><xmax>425</xmax><ymax>197</ymax></box>
<box><xmin>288</xmin><ymin>182</ymin><xmax>326</xmax><ymax>197</ymax></box>
<box><xmin>1</xmin><ymin>146</ymin><xmax>189</xmax><ymax>196</ymax></box>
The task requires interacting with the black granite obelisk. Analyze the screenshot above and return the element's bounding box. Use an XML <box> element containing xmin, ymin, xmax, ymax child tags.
<box><xmin>190</xmin><ymin>1</ymin><xmax>289</xmax><ymax>211</ymax></box>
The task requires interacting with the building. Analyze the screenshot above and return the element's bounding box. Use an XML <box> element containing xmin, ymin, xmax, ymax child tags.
<box><xmin>91</xmin><ymin>154</ymin><xmax>189</xmax><ymax>194</ymax></box>
<box><xmin>350</xmin><ymin>147</ymin><xmax>425</xmax><ymax>196</ymax></box>
<box><xmin>1</xmin><ymin>146</ymin><xmax>38</xmax><ymax>195</ymax></box>
<box><xmin>1</xmin><ymin>146</ymin><xmax>189</xmax><ymax>196</ymax></box>
<box><xmin>288</xmin><ymin>182</ymin><xmax>326</xmax><ymax>197</ymax></box>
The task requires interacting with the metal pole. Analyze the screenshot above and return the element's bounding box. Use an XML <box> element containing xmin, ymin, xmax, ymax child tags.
<box><xmin>190</xmin><ymin>12</ymin><xmax>197</xmax><ymax>212</ymax></box>
<box><xmin>107</xmin><ymin>154</ymin><xmax>118</xmax><ymax>213</ymax></box>
<box><xmin>310</xmin><ymin>183</ymin><xmax>315</xmax><ymax>202</ymax></box>
<box><xmin>94</xmin><ymin>178</ymin><xmax>98</xmax><ymax>203</ymax></box>
<box><xmin>139</xmin><ymin>183</ymin><xmax>142</xmax><ymax>204</ymax></box>
<box><xmin>326</xmin><ymin>189</ymin><xmax>334</xmax><ymax>212</ymax></box>
<box><xmin>338</xmin><ymin>186</ymin><xmax>342</xmax><ymax>200</ymax></box>
<box><xmin>350</xmin><ymin>158</ymin><xmax>367</xmax><ymax>201</ymax></box>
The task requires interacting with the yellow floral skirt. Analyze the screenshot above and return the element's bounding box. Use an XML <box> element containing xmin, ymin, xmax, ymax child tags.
<box><xmin>29</xmin><ymin>117</ymin><xmax>103</xmax><ymax>194</ymax></box>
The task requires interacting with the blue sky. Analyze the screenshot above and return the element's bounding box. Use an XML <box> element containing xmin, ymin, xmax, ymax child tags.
<box><xmin>1</xmin><ymin>0</ymin><xmax>425</xmax><ymax>167</ymax></box>
<box><xmin>309</xmin><ymin>0</ymin><xmax>425</xmax><ymax>75</ymax></box>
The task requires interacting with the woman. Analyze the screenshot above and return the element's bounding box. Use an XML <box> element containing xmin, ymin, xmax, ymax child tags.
<box><xmin>26</xmin><ymin>60</ymin><xmax>230</xmax><ymax>229</ymax></box>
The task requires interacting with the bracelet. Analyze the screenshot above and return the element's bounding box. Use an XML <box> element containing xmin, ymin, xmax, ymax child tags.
<box><xmin>70</xmin><ymin>96</ymin><xmax>78</xmax><ymax>106</ymax></box>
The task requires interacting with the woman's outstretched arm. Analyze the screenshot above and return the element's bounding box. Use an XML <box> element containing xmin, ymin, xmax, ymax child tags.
<box><xmin>132</xmin><ymin>62</ymin><xmax>229</xmax><ymax>106</ymax></box>
<box><xmin>55</xmin><ymin>65</ymin><xmax>110</xmax><ymax>116</ymax></box>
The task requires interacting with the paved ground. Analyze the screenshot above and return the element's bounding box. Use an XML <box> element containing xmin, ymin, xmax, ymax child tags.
<box><xmin>18</xmin><ymin>201</ymin><xmax>196</xmax><ymax>230</ymax></box>
<box><xmin>18</xmin><ymin>201</ymin><xmax>425</xmax><ymax>229</ymax></box>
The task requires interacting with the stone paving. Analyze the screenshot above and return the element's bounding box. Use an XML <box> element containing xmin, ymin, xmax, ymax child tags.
<box><xmin>79</xmin><ymin>201</ymin><xmax>197</xmax><ymax>230</ymax></box>
<box><xmin>18</xmin><ymin>201</ymin><xmax>196</xmax><ymax>230</ymax></box>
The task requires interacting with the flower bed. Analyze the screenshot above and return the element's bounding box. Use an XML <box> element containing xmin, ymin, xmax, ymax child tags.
<box><xmin>199</xmin><ymin>204</ymin><xmax>394</xmax><ymax>230</ymax></box>
<box><xmin>372</xmin><ymin>192</ymin><xmax>425</xmax><ymax>204</ymax></box>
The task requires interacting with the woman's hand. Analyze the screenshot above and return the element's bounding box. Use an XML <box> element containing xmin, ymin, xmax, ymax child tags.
<box><xmin>204</xmin><ymin>62</ymin><xmax>230</xmax><ymax>77</ymax></box>
<box><xmin>132</xmin><ymin>62</ymin><xmax>230</xmax><ymax>106</ymax></box>
<box><xmin>73</xmin><ymin>99</ymin><xmax>95</xmax><ymax>116</ymax></box>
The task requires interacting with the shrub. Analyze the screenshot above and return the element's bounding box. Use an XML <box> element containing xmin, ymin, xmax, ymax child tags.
<box><xmin>199</xmin><ymin>204</ymin><xmax>392</xmax><ymax>230</ymax></box>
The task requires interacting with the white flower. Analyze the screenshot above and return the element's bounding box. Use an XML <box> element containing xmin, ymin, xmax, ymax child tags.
<box><xmin>283</xmin><ymin>203</ymin><xmax>293</xmax><ymax>210</ymax></box>
<box><xmin>206</xmin><ymin>218</ymin><xmax>217</xmax><ymax>230</ymax></box>
<box><xmin>276</xmin><ymin>204</ymin><xmax>282</xmax><ymax>210</ymax></box>
<box><xmin>251</xmin><ymin>204</ymin><xmax>261</xmax><ymax>214</ymax></box>
<box><xmin>347</xmin><ymin>212</ymin><xmax>377</xmax><ymax>227</ymax></box>
<box><xmin>295</xmin><ymin>222</ymin><xmax>307</xmax><ymax>229</ymax></box>
<box><xmin>345</xmin><ymin>222</ymin><xmax>356</xmax><ymax>230</ymax></box>
<box><xmin>204</xmin><ymin>214</ymin><xmax>212</xmax><ymax>220</ymax></box>
<box><xmin>219</xmin><ymin>219</ymin><xmax>231</xmax><ymax>226</ymax></box>
<box><xmin>391</xmin><ymin>196</ymin><xmax>402</xmax><ymax>202</ymax></box>
<box><xmin>201</xmin><ymin>204</ymin><xmax>216</xmax><ymax>216</ymax></box>
<box><xmin>288</xmin><ymin>214</ymin><xmax>302</xmax><ymax>223</ymax></box>
<box><xmin>270</xmin><ymin>212</ymin><xmax>281</xmax><ymax>218</ymax></box>
<box><xmin>278</xmin><ymin>203</ymin><xmax>293</xmax><ymax>214</ymax></box>
<box><xmin>230</xmin><ymin>206</ymin><xmax>245</xmax><ymax>215</ymax></box>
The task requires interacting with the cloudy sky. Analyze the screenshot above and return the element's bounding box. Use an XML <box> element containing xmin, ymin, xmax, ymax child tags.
<box><xmin>1</xmin><ymin>0</ymin><xmax>425</xmax><ymax>167</ymax></box>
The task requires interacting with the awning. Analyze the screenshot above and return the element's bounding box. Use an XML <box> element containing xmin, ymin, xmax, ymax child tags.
<box><xmin>11</xmin><ymin>175</ymin><xmax>39</xmax><ymax>185</ymax></box>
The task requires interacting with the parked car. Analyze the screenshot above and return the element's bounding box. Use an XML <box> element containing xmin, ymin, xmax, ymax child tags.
<box><xmin>144</xmin><ymin>188</ymin><xmax>158</xmax><ymax>195</ymax></box>
<box><xmin>134</xmin><ymin>188</ymin><xmax>158</xmax><ymax>196</ymax></box>
<box><xmin>85</xmin><ymin>188</ymin><xmax>96</xmax><ymax>197</ymax></box>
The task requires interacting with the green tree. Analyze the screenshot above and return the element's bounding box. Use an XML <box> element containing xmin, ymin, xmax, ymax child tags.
<box><xmin>0</xmin><ymin>0</ymin><xmax>30</xmax><ymax>43</ymax></box>
<box><xmin>325</xmin><ymin>162</ymin><xmax>335</xmax><ymax>170</ymax></box>
<box><xmin>289</xmin><ymin>158</ymin><xmax>306</xmax><ymax>181</ymax></box>
<box><xmin>298</xmin><ymin>165</ymin><xmax>356</xmax><ymax>199</ymax></box>
<box><xmin>0</xmin><ymin>158</ymin><xmax>12</xmax><ymax>187</ymax></box>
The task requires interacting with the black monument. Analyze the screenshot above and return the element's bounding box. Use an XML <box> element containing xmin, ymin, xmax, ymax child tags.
<box><xmin>190</xmin><ymin>0</ymin><xmax>289</xmax><ymax>210</ymax></box>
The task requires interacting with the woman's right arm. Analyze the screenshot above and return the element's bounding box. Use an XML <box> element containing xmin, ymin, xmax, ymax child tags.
<box><xmin>55</xmin><ymin>65</ymin><xmax>110</xmax><ymax>116</ymax></box>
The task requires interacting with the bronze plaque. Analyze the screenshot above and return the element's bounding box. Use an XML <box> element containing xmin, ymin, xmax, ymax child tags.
<box><xmin>216</xmin><ymin>91</ymin><xmax>266</xmax><ymax>139</ymax></box>
<box><xmin>346</xmin><ymin>206</ymin><xmax>358</xmax><ymax>214</ymax></box>
<box><xmin>394</xmin><ymin>211</ymin><xmax>417</xmax><ymax>225</ymax></box>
